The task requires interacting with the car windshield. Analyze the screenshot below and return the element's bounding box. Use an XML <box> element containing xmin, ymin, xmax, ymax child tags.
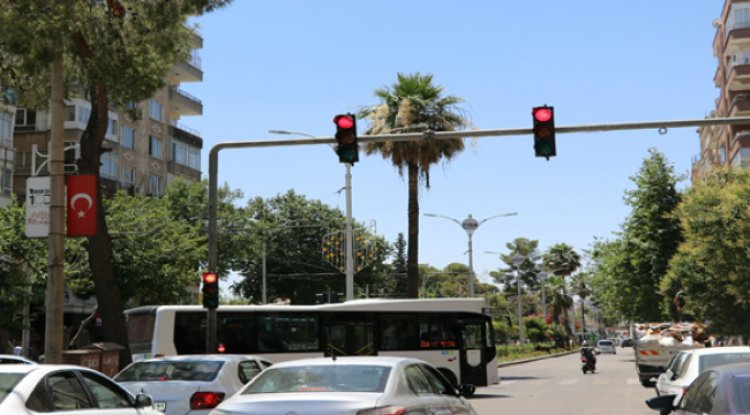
<box><xmin>115</xmin><ymin>361</ymin><xmax>224</xmax><ymax>382</ymax></box>
<box><xmin>0</xmin><ymin>373</ymin><xmax>25</xmax><ymax>404</ymax></box>
<box><xmin>599</xmin><ymin>341</ymin><xmax>613</xmax><ymax>346</ymax></box>
<box><xmin>699</xmin><ymin>354</ymin><xmax>750</xmax><ymax>373</ymax></box>
<box><xmin>242</xmin><ymin>365</ymin><xmax>391</xmax><ymax>394</ymax></box>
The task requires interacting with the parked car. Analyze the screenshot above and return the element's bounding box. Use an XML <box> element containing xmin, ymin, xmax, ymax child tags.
<box><xmin>646</xmin><ymin>363</ymin><xmax>750</xmax><ymax>414</ymax></box>
<box><xmin>115</xmin><ymin>354</ymin><xmax>271</xmax><ymax>415</ymax></box>
<box><xmin>0</xmin><ymin>363</ymin><xmax>158</xmax><ymax>414</ymax></box>
<box><xmin>596</xmin><ymin>339</ymin><xmax>617</xmax><ymax>354</ymax></box>
<box><xmin>655</xmin><ymin>346</ymin><xmax>750</xmax><ymax>397</ymax></box>
<box><xmin>620</xmin><ymin>337</ymin><xmax>634</xmax><ymax>348</ymax></box>
<box><xmin>208</xmin><ymin>356</ymin><xmax>477</xmax><ymax>415</ymax></box>
<box><xmin>0</xmin><ymin>354</ymin><xmax>35</xmax><ymax>364</ymax></box>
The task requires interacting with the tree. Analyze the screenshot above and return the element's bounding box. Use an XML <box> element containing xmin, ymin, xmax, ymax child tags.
<box><xmin>662</xmin><ymin>168</ymin><xmax>750</xmax><ymax>334</ymax></box>
<box><xmin>541</xmin><ymin>243</ymin><xmax>581</xmax><ymax>335</ymax></box>
<box><xmin>590</xmin><ymin>149</ymin><xmax>682</xmax><ymax>322</ymax></box>
<box><xmin>359</xmin><ymin>73</ymin><xmax>468</xmax><ymax>298</ymax></box>
<box><xmin>489</xmin><ymin>237</ymin><xmax>541</xmax><ymax>293</ymax></box>
<box><xmin>0</xmin><ymin>0</ymin><xmax>233</xmax><ymax>367</ymax></box>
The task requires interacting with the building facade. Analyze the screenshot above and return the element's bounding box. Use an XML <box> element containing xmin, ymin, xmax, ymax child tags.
<box><xmin>12</xmin><ymin>31</ymin><xmax>204</xmax><ymax>200</ymax></box>
<box><xmin>0</xmin><ymin>101</ymin><xmax>15</xmax><ymax>207</ymax></box>
<box><xmin>695</xmin><ymin>0</ymin><xmax>750</xmax><ymax>178</ymax></box>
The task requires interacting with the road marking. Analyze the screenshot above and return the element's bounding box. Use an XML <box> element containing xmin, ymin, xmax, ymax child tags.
<box><xmin>501</xmin><ymin>380</ymin><xmax>517</xmax><ymax>386</ymax></box>
<box><xmin>593</xmin><ymin>379</ymin><xmax>610</xmax><ymax>385</ymax></box>
<box><xmin>626</xmin><ymin>378</ymin><xmax>640</xmax><ymax>385</ymax></box>
<box><xmin>559</xmin><ymin>379</ymin><xmax>579</xmax><ymax>385</ymax></box>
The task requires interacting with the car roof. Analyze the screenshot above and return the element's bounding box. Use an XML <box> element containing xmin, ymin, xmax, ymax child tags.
<box><xmin>138</xmin><ymin>354</ymin><xmax>263</xmax><ymax>363</ymax></box>
<box><xmin>268</xmin><ymin>356</ymin><xmax>418</xmax><ymax>368</ymax></box>
<box><xmin>0</xmin><ymin>364</ymin><xmax>96</xmax><ymax>375</ymax></box>
<box><xmin>683</xmin><ymin>346</ymin><xmax>750</xmax><ymax>357</ymax></box>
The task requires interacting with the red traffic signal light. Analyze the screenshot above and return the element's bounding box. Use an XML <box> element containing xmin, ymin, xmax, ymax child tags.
<box><xmin>201</xmin><ymin>272</ymin><xmax>219</xmax><ymax>309</ymax></box>
<box><xmin>333</xmin><ymin>113</ymin><xmax>359</xmax><ymax>164</ymax></box>
<box><xmin>532</xmin><ymin>105</ymin><xmax>556</xmax><ymax>159</ymax></box>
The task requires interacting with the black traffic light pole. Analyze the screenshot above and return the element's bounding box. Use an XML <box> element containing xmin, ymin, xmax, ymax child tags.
<box><xmin>206</xmin><ymin>115</ymin><xmax>750</xmax><ymax>353</ymax></box>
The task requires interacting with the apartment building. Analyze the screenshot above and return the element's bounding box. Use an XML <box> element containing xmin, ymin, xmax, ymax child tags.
<box><xmin>12</xmin><ymin>31</ymin><xmax>204</xmax><ymax>199</ymax></box>
<box><xmin>694</xmin><ymin>0</ymin><xmax>750</xmax><ymax>178</ymax></box>
<box><xmin>0</xmin><ymin>101</ymin><xmax>14</xmax><ymax>207</ymax></box>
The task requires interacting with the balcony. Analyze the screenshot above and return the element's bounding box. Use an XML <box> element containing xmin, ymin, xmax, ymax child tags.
<box><xmin>730</xmin><ymin>93</ymin><xmax>750</xmax><ymax>115</ymax></box>
<box><xmin>169</xmin><ymin>121</ymin><xmax>202</xmax><ymax>147</ymax></box>
<box><xmin>725</xmin><ymin>25</ymin><xmax>750</xmax><ymax>53</ymax></box>
<box><xmin>169</xmin><ymin>58</ymin><xmax>203</xmax><ymax>84</ymax></box>
<box><xmin>168</xmin><ymin>86</ymin><xmax>202</xmax><ymax>117</ymax></box>
<box><xmin>727</xmin><ymin>61</ymin><xmax>750</xmax><ymax>90</ymax></box>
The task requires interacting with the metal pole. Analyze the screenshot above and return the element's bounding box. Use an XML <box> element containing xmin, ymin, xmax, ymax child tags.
<box><xmin>581</xmin><ymin>300</ymin><xmax>586</xmax><ymax>342</ymax></box>
<box><xmin>262</xmin><ymin>242</ymin><xmax>267</xmax><ymax>304</ymax></box>
<box><xmin>345</xmin><ymin>163</ymin><xmax>354</xmax><ymax>301</ymax></box>
<box><xmin>517</xmin><ymin>267</ymin><xmax>524</xmax><ymax>344</ymax></box>
<box><xmin>207</xmin><ymin>148</ymin><xmax>219</xmax><ymax>354</ymax></box>
<box><xmin>466</xmin><ymin>231</ymin><xmax>475</xmax><ymax>296</ymax></box>
<box><xmin>45</xmin><ymin>55</ymin><xmax>65</xmax><ymax>364</ymax></box>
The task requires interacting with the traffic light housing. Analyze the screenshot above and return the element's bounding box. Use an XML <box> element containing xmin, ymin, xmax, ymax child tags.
<box><xmin>532</xmin><ymin>106</ymin><xmax>556</xmax><ymax>159</ymax></box>
<box><xmin>201</xmin><ymin>272</ymin><xmax>219</xmax><ymax>309</ymax></box>
<box><xmin>333</xmin><ymin>113</ymin><xmax>359</xmax><ymax>165</ymax></box>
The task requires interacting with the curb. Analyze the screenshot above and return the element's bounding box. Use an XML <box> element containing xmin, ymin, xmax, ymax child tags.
<box><xmin>497</xmin><ymin>349</ymin><xmax>579</xmax><ymax>368</ymax></box>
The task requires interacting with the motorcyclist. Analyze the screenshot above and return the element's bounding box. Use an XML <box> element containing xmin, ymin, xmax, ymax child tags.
<box><xmin>580</xmin><ymin>341</ymin><xmax>597</xmax><ymax>371</ymax></box>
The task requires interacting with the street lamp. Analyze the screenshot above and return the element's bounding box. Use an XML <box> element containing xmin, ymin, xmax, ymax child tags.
<box><xmin>424</xmin><ymin>212</ymin><xmax>518</xmax><ymax>296</ymax></box>
<box><xmin>269</xmin><ymin>129</ymin><xmax>355</xmax><ymax>301</ymax></box>
<box><xmin>538</xmin><ymin>270</ymin><xmax>549</xmax><ymax>322</ymax></box>
<box><xmin>511</xmin><ymin>254</ymin><xmax>526</xmax><ymax>344</ymax></box>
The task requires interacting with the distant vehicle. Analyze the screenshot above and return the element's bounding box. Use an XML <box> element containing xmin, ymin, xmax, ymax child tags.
<box><xmin>655</xmin><ymin>346</ymin><xmax>750</xmax><ymax>397</ymax></box>
<box><xmin>0</xmin><ymin>354</ymin><xmax>35</xmax><ymax>364</ymax></box>
<box><xmin>124</xmin><ymin>298</ymin><xmax>498</xmax><ymax>388</ymax></box>
<box><xmin>596</xmin><ymin>339</ymin><xmax>617</xmax><ymax>354</ymax></box>
<box><xmin>632</xmin><ymin>322</ymin><xmax>705</xmax><ymax>387</ymax></box>
<box><xmin>115</xmin><ymin>354</ymin><xmax>271</xmax><ymax>415</ymax></box>
<box><xmin>0</xmin><ymin>364</ymin><xmax>158</xmax><ymax>415</ymax></box>
<box><xmin>646</xmin><ymin>363</ymin><xmax>750</xmax><ymax>415</ymax></box>
<box><xmin>620</xmin><ymin>338</ymin><xmax>634</xmax><ymax>348</ymax></box>
<box><xmin>210</xmin><ymin>356</ymin><xmax>477</xmax><ymax>415</ymax></box>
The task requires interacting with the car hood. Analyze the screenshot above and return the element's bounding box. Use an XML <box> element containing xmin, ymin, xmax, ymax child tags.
<box><xmin>217</xmin><ymin>392</ymin><xmax>383</xmax><ymax>415</ymax></box>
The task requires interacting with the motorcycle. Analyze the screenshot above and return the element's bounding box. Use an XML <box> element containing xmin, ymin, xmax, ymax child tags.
<box><xmin>581</xmin><ymin>356</ymin><xmax>596</xmax><ymax>374</ymax></box>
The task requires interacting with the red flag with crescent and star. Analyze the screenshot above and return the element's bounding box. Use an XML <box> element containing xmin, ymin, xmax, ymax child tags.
<box><xmin>66</xmin><ymin>174</ymin><xmax>97</xmax><ymax>237</ymax></box>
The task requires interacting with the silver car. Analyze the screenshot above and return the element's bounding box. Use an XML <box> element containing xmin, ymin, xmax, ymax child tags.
<box><xmin>115</xmin><ymin>354</ymin><xmax>271</xmax><ymax>415</ymax></box>
<box><xmin>208</xmin><ymin>356</ymin><xmax>477</xmax><ymax>415</ymax></box>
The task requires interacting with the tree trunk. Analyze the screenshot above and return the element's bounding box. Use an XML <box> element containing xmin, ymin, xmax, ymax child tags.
<box><xmin>406</xmin><ymin>163</ymin><xmax>419</xmax><ymax>298</ymax></box>
<box><xmin>78</xmin><ymin>83</ymin><xmax>132</xmax><ymax>369</ymax></box>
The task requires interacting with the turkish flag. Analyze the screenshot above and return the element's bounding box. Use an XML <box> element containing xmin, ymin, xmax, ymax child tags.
<box><xmin>66</xmin><ymin>174</ymin><xmax>98</xmax><ymax>237</ymax></box>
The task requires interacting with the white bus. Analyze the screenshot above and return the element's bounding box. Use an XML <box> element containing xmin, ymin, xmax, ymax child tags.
<box><xmin>124</xmin><ymin>298</ymin><xmax>498</xmax><ymax>387</ymax></box>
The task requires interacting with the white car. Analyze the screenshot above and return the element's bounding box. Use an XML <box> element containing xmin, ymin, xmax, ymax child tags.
<box><xmin>596</xmin><ymin>339</ymin><xmax>617</xmax><ymax>354</ymax></box>
<box><xmin>208</xmin><ymin>356</ymin><xmax>477</xmax><ymax>415</ymax></box>
<box><xmin>0</xmin><ymin>354</ymin><xmax>36</xmax><ymax>364</ymax></box>
<box><xmin>0</xmin><ymin>363</ymin><xmax>159</xmax><ymax>414</ymax></box>
<box><xmin>655</xmin><ymin>346</ymin><xmax>750</xmax><ymax>397</ymax></box>
<box><xmin>115</xmin><ymin>354</ymin><xmax>271</xmax><ymax>415</ymax></box>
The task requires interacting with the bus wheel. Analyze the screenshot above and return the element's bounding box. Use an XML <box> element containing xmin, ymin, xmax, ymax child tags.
<box><xmin>438</xmin><ymin>368</ymin><xmax>458</xmax><ymax>388</ymax></box>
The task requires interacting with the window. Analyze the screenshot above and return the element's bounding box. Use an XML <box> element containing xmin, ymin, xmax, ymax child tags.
<box><xmin>15</xmin><ymin>108</ymin><xmax>35</xmax><ymax>126</ymax></box>
<box><xmin>405</xmin><ymin>364</ymin><xmax>435</xmax><ymax>394</ymax></box>
<box><xmin>238</xmin><ymin>360</ymin><xmax>262</xmax><ymax>384</ymax></box>
<box><xmin>77</xmin><ymin>107</ymin><xmax>91</xmax><ymax>124</ymax></box>
<box><xmin>64</xmin><ymin>105</ymin><xmax>76</xmax><ymax>122</ymax></box>
<box><xmin>149</xmin><ymin>99</ymin><xmax>162</xmax><ymax>122</ymax></box>
<box><xmin>3</xmin><ymin>168</ymin><xmax>12</xmax><ymax>194</ymax></box>
<box><xmin>734</xmin><ymin>8</ymin><xmax>750</xmax><ymax>29</ymax></box>
<box><xmin>380</xmin><ymin>314</ymin><xmax>418</xmax><ymax>350</ymax></box>
<box><xmin>47</xmin><ymin>372</ymin><xmax>91</xmax><ymax>410</ymax></box>
<box><xmin>420</xmin><ymin>364</ymin><xmax>454</xmax><ymax>395</ymax></box>
<box><xmin>149</xmin><ymin>136</ymin><xmax>162</xmax><ymax>159</ymax></box>
<box><xmin>121</xmin><ymin>126</ymin><xmax>135</xmax><ymax>149</ymax></box>
<box><xmin>100</xmin><ymin>152</ymin><xmax>118</xmax><ymax>179</ymax></box>
<box><xmin>148</xmin><ymin>174</ymin><xmax>161</xmax><ymax>196</ymax></box>
<box><xmin>106</xmin><ymin>117</ymin><xmax>118</xmax><ymax>139</ymax></box>
<box><xmin>171</xmin><ymin>140</ymin><xmax>201</xmax><ymax>169</ymax></box>
<box><xmin>0</xmin><ymin>110</ymin><xmax>12</xmax><ymax>147</ymax></box>
<box><xmin>121</xmin><ymin>167</ymin><xmax>135</xmax><ymax>187</ymax></box>
<box><xmin>79</xmin><ymin>371</ymin><xmax>132</xmax><ymax>409</ymax></box>
<box><xmin>418</xmin><ymin>316</ymin><xmax>457</xmax><ymax>349</ymax></box>
<box><xmin>257</xmin><ymin>313</ymin><xmax>319</xmax><ymax>352</ymax></box>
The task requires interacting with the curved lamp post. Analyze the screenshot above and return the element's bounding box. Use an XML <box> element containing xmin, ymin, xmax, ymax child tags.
<box><xmin>511</xmin><ymin>254</ymin><xmax>526</xmax><ymax>344</ymax></box>
<box><xmin>424</xmin><ymin>212</ymin><xmax>517</xmax><ymax>296</ymax></box>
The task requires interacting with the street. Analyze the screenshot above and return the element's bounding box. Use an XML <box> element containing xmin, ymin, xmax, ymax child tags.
<box><xmin>471</xmin><ymin>351</ymin><xmax>659</xmax><ymax>415</ymax></box>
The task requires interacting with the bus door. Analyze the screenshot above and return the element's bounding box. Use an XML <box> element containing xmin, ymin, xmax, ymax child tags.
<box><xmin>324</xmin><ymin>314</ymin><xmax>375</xmax><ymax>357</ymax></box>
<box><xmin>458</xmin><ymin>317</ymin><xmax>487</xmax><ymax>386</ymax></box>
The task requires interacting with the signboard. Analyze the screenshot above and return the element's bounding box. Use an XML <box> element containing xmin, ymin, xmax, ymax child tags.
<box><xmin>25</xmin><ymin>176</ymin><xmax>51</xmax><ymax>238</ymax></box>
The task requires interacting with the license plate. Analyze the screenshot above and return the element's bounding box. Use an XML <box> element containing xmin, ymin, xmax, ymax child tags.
<box><xmin>153</xmin><ymin>402</ymin><xmax>167</xmax><ymax>412</ymax></box>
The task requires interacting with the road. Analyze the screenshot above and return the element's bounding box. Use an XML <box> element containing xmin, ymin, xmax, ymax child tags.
<box><xmin>471</xmin><ymin>350</ymin><xmax>659</xmax><ymax>415</ymax></box>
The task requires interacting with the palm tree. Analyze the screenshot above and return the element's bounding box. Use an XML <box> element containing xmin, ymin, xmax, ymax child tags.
<box><xmin>542</xmin><ymin>243</ymin><xmax>581</xmax><ymax>335</ymax></box>
<box><xmin>571</xmin><ymin>272</ymin><xmax>592</xmax><ymax>339</ymax></box>
<box><xmin>360</xmin><ymin>73</ymin><xmax>468</xmax><ymax>298</ymax></box>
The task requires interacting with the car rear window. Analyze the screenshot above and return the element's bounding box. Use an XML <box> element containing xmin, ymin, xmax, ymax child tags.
<box><xmin>242</xmin><ymin>365</ymin><xmax>391</xmax><ymax>394</ymax></box>
<box><xmin>699</xmin><ymin>353</ymin><xmax>750</xmax><ymax>373</ymax></box>
<box><xmin>115</xmin><ymin>361</ymin><xmax>224</xmax><ymax>382</ymax></box>
<box><xmin>598</xmin><ymin>341</ymin><xmax>613</xmax><ymax>346</ymax></box>
<box><xmin>0</xmin><ymin>373</ymin><xmax>25</xmax><ymax>403</ymax></box>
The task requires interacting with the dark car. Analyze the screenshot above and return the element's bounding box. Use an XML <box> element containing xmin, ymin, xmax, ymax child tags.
<box><xmin>646</xmin><ymin>362</ymin><xmax>750</xmax><ymax>415</ymax></box>
<box><xmin>620</xmin><ymin>337</ymin><xmax>634</xmax><ymax>348</ymax></box>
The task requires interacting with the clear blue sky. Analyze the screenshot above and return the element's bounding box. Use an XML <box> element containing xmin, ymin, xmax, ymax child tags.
<box><xmin>187</xmin><ymin>2</ymin><xmax>719</xmax><ymax>285</ymax></box>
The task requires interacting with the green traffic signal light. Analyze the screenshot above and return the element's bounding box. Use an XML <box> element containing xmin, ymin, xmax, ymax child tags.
<box><xmin>334</xmin><ymin>113</ymin><xmax>359</xmax><ymax>165</ymax></box>
<box><xmin>532</xmin><ymin>106</ymin><xmax>556</xmax><ymax>160</ymax></box>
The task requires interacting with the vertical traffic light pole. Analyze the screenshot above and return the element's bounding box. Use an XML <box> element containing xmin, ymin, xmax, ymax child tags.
<box><xmin>207</xmin><ymin>115</ymin><xmax>750</xmax><ymax>351</ymax></box>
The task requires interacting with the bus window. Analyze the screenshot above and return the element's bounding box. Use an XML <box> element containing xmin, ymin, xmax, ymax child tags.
<box><xmin>174</xmin><ymin>312</ymin><xmax>206</xmax><ymax>354</ymax></box>
<box><xmin>380</xmin><ymin>314</ymin><xmax>418</xmax><ymax>350</ymax></box>
<box><xmin>418</xmin><ymin>316</ymin><xmax>457</xmax><ymax>349</ymax></box>
<box><xmin>125</xmin><ymin>312</ymin><xmax>155</xmax><ymax>354</ymax></box>
<box><xmin>257</xmin><ymin>313</ymin><xmax>318</xmax><ymax>352</ymax></box>
<box><xmin>219</xmin><ymin>313</ymin><xmax>256</xmax><ymax>354</ymax></box>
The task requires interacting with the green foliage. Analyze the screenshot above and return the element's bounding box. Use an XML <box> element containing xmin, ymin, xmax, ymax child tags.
<box><xmin>663</xmin><ymin>168</ymin><xmax>750</xmax><ymax>334</ymax></box>
<box><xmin>490</xmin><ymin>237</ymin><xmax>542</xmax><ymax>293</ymax></box>
<box><xmin>590</xmin><ymin>149</ymin><xmax>683</xmax><ymax>322</ymax></box>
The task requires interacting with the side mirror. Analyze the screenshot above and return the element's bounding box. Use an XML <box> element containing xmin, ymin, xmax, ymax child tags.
<box><xmin>666</xmin><ymin>369</ymin><xmax>677</xmax><ymax>381</ymax></box>
<box><xmin>457</xmin><ymin>384</ymin><xmax>476</xmax><ymax>398</ymax></box>
<box><xmin>134</xmin><ymin>393</ymin><xmax>154</xmax><ymax>409</ymax></box>
<box><xmin>645</xmin><ymin>394</ymin><xmax>677</xmax><ymax>415</ymax></box>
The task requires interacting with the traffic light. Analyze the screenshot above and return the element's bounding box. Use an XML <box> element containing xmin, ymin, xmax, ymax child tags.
<box><xmin>201</xmin><ymin>272</ymin><xmax>219</xmax><ymax>309</ymax></box>
<box><xmin>333</xmin><ymin>113</ymin><xmax>359</xmax><ymax>165</ymax></box>
<box><xmin>532</xmin><ymin>105</ymin><xmax>556</xmax><ymax>159</ymax></box>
